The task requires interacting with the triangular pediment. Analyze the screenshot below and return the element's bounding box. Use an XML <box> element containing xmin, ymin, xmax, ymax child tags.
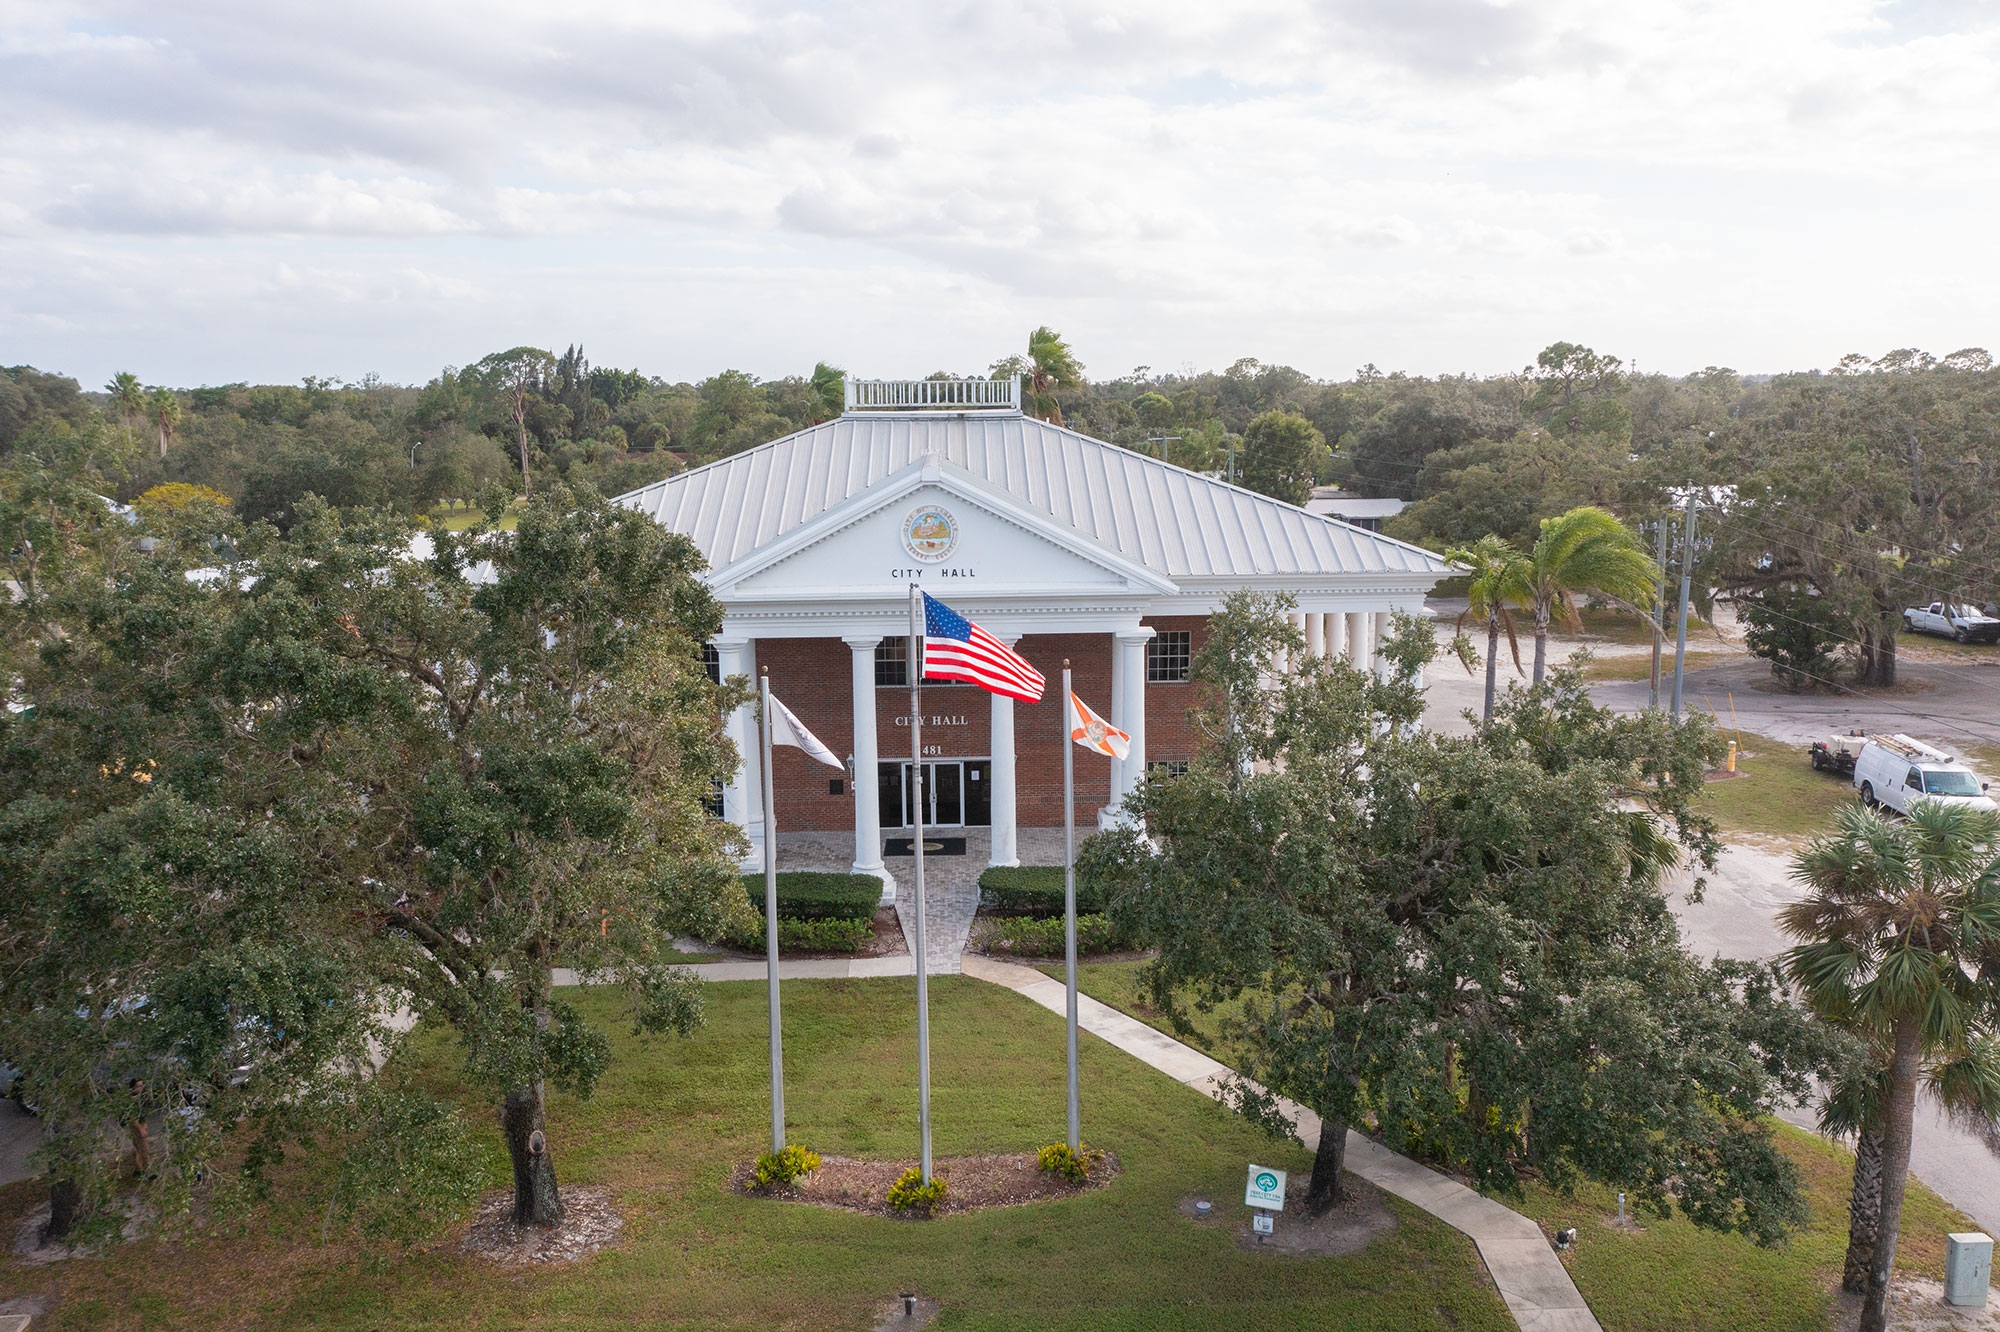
<box><xmin>712</xmin><ymin>460</ymin><xmax>1176</xmax><ymax>602</ymax></box>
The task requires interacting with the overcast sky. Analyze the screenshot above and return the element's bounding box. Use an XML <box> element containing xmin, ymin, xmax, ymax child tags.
<box><xmin>3</xmin><ymin>0</ymin><xmax>1997</xmax><ymax>390</ymax></box>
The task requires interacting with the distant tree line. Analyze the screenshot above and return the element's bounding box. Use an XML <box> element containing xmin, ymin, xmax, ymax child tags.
<box><xmin>7</xmin><ymin>336</ymin><xmax>1995</xmax><ymax>686</ymax></box>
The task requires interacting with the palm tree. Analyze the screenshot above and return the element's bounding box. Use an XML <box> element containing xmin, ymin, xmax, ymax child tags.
<box><xmin>1523</xmin><ymin>506</ymin><xmax>1661</xmax><ymax>683</ymax></box>
<box><xmin>1445</xmin><ymin>535</ymin><xmax>1531</xmax><ymax>720</ymax></box>
<box><xmin>1817</xmin><ymin>1034</ymin><xmax>2000</xmax><ymax>1294</ymax></box>
<box><xmin>1780</xmin><ymin>801</ymin><xmax>2000</xmax><ymax>1332</ymax></box>
<box><xmin>1026</xmin><ymin>327</ymin><xmax>1082</xmax><ymax>425</ymax></box>
<box><xmin>106</xmin><ymin>372</ymin><xmax>144</xmax><ymax>432</ymax></box>
<box><xmin>147</xmin><ymin>387</ymin><xmax>181</xmax><ymax>459</ymax></box>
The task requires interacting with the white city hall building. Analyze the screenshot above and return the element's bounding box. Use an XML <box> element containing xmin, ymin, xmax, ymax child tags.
<box><xmin>613</xmin><ymin>378</ymin><xmax>1454</xmax><ymax>875</ymax></box>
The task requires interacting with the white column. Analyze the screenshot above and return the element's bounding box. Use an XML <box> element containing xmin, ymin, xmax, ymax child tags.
<box><xmin>1111</xmin><ymin>626</ymin><xmax>1154</xmax><ymax>817</ymax></box>
<box><xmin>1372</xmin><ymin>610</ymin><xmax>1394</xmax><ymax>681</ymax></box>
<box><xmin>1285</xmin><ymin>612</ymin><xmax>1305</xmax><ymax>674</ymax></box>
<box><xmin>988</xmin><ymin>633</ymin><xmax>1020</xmax><ymax>868</ymax></box>
<box><xmin>1326</xmin><ymin>610</ymin><xmax>1347</xmax><ymax>661</ymax></box>
<box><xmin>844</xmin><ymin>635</ymin><xmax>884</xmax><ymax>876</ymax></box>
<box><xmin>1305</xmin><ymin>612</ymin><xmax>1326</xmax><ymax>659</ymax></box>
<box><xmin>714</xmin><ymin>636</ymin><xmax>763</xmax><ymax>871</ymax></box>
<box><xmin>1346</xmin><ymin>611</ymin><xmax>1369</xmax><ymax>671</ymax></box>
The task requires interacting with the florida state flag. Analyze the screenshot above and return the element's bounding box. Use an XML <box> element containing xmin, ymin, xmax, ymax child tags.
<box><xmin>1067</xmin><ymin>691</ymin><xmax>1130</xmax><ymax>759</ymax></box>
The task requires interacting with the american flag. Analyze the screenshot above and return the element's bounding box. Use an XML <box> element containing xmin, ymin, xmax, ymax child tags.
<box><xmin>920</xmin><ymin>592</ymin><xmax>1045</xmax><ymax>702</ymax></box>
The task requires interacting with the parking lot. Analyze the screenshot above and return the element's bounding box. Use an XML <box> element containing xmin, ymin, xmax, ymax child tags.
<box><xmin>1428</xmin><ymin>603</ymin><xmax>2000</xmax><ymax>1232</ymax></box>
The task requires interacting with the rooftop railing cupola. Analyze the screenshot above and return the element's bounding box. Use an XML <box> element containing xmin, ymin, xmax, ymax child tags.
<box><xmin>842</xmin><ymin>376</ymin><xmax>1022</xmax><ymax>415</ymax></box>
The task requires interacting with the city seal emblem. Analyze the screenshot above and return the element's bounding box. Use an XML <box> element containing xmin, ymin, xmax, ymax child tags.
<box><xmin>900</xmin><ymin>505</ymin><xmax>959</xmax><ymax>563</ymax></box>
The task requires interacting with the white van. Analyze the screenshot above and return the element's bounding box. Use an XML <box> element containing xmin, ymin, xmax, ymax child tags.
<box><xmin>1852</xmin><ymin>734</ymin><xmax>1996</xmax><ymax>815</ymax></box>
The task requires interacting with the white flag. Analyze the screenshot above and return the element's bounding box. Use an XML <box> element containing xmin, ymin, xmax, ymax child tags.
<box><xmin>769</xmin><ymin>693</ymin><xmax>844</xmax><ymax>769</ymax></box>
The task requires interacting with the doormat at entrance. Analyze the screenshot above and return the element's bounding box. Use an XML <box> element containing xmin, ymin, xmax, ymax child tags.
<box><xmin>884</xmin><ymin>837</ymin><xmax>967</xmax><ymax>857</ymax></box>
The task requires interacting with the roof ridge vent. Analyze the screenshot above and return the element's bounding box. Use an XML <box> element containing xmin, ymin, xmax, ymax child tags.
<box><xmin>843</xmin><ymin>377</ymin><xmax>1021</xmax><ymax>415</ymax></box>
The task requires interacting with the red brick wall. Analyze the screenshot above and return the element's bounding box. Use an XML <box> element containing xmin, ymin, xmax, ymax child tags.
<box><xmin>756</xmin><ymin>614</ymin><xmax>1210</xmax><ymax>831</ymax></box>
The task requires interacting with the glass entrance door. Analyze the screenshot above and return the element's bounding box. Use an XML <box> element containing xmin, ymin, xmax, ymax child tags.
<box><xmin>879</xmin><ymin>761</ymin><xmax>992</xmax><ymax>828</ymax></box>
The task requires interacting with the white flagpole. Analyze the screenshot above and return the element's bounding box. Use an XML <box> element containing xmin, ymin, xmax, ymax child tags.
<box><xmin>908</xmin><ymin>584</ymin><xmax>934</xmax><ymax>1182</ymax></box>
<box><xmin>759</xmin><ymin>671</ymin><xmax>785</xmax><ymax>1154</ymax></box>
<box><xmin>1063</xmin><ymin>662</ymin><xmax>1080</xmax><ymax>1153</ymax></box>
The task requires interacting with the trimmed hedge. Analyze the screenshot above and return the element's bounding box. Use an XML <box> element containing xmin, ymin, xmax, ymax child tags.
<box><xmin>725</xmin><ymin>914</ymin><xmax>872</xmax><ymax>954</ymax></box>
<box><xmin>977</xmin><ymin>865</ymin><xmax>1104</xmax><ymax>916</ymax></box>
<box><xmin>738</xmin><ymin>872</ymin><xmax>882</xmax><ymax>922</ymax></box>
<box><xmin>971</xmin><ymin>912</ymin><xmax>1125</xmax><ymax>958</ymax></box>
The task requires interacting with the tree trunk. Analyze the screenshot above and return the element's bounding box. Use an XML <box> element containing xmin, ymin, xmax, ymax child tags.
<box><xmin>1843</xmin><ymin>1126</ymin><xmax>1885</xmax><ymax>1294</ymax></box>
<box><xmin>1306</xmin><ymin>1112</ymin><xmax>1347</xmax><ymax>1216</ymax></box>
<box><xmin>502</xmin><ymin>1084</ymin><xmax>563</xmax><ymax>1228</ymax></box>
<box><xmin>43</xmin><ymin>1177</ymin><xmax>81</xmax><ymax>1246</ymax></box>
<box><xmin>1856</xmin><ymin>623</ymin><xmax>1898</xmax><ymax>688</ymax></box>
<box><xmin>1859</xmin><ymin>1022</ymin><xmax>1922</xmax><ymax>1332</ymax></box>
<box><xmin>1484</xmin><ymin>618</ymin><xmax>1500</xmax><ymax>720</ymax></box>
<box><xmin>1531</xmin><ymin>612</ymin><xmax>1549</xmax><ymax>685</ymax></box>
<box><xmin>514</xmin><ymin>391</ymin><xmax>533</xmax><ymax>498</ymax></box>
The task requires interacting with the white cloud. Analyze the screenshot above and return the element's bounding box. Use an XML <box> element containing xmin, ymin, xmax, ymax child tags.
<box><xmin>2</xmin><ymin>0</ymin><xmax>1998</xmax><ymax>386</ymax></box>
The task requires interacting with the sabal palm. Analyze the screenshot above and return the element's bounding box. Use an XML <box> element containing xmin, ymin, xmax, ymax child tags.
<box><xmin>106</xmin><ymin>372</ymin><xmax>144</xmax><ymax>431</ymax></box>
<box><xmin>1026</xmin><ymin>326</ymin><xmax>1082</xmax><ymax>426</ymax></box>
<box><xmin>1444</xmin><ymin>534</ymin><xmax>1530</xmax><ymax>721</ymax></box>
<box><xmin>1780</xmin><ymin>800</ymin><xmax>2000</xmax><ymax>1332</ymax></box>
<box><xmin>1524</xmin><ymin>506</ymin><xmax>1660</xmax><ymax>683</ymax></box>
<box><xmin>147</xmin><ymin>387</ymin><xmax>181</xmax><ymax>459</ymax></box>
<box><xmin>1817</xmin><ymin>1032</ymin><xmax>2000</xmax><ymax>1294</ymax></box>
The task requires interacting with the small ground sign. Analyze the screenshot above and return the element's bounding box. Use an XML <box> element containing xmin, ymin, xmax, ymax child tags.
<box><xmin>1244</xmin><ymin>1165</ymin><xmax>1286</xmax><ymax>1211</ymax></box>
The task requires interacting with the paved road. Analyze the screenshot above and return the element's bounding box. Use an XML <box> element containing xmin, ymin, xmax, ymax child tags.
<box><xmin>1672</xmin><ymin>845</ymin><xmax>2000</xmax><ymax>1235</ymax></box>
<box><xmin>1427</xmin><ymin>600</ymin><xmax>2000</xmax><ymax>760</ymax></box>
<box><xmin>1428</xmin><ymin>607</ymin><xmax>2000</xmax><ymax>1234</ymax></box>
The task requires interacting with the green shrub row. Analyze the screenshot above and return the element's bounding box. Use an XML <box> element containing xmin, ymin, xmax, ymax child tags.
<box><xmin>977</xmin><ymin>865</ymin><xmax>1104</xmax><ymax>916</ymax></box>
<box><xmin>723</xmin><ymin>914</ymin><xmax>872</xmax><ymax>954</ymax></box>
<box><xmin>971</xmin><ymin>912</ymin><xmax>1126</xmax><ymax>957</ymax></box>
<box><xmin>737</xmin><ymin>872</ymin><xmax>882</xmax><ymax>922</ymax></box>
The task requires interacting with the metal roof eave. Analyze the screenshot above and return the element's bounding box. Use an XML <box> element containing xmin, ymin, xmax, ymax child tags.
<box><xmin>703</xmin><ymin>454</ymin><xmax>1178</xmax><ymax>598</ymax></box>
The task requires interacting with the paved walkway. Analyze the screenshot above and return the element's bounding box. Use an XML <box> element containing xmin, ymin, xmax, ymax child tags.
<box><xmin>960</xmin><ymin>955</ymin><xmax>1603</xmax><ymax>1332</ymax></box>
<box><xmin>561</xmin><ymin>938</ymin><xmax>1602</xmax><ymax>1329</ymax></box>
<box><xmin>765</xmin><ymin>827</ymin><xmax>1071</xmax><ymax>975</ymax></box>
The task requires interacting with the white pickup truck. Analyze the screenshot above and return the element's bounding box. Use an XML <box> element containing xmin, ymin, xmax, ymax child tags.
<box><xmin>1903</xmin><ymin>601</ymin><xmax>2000</xmax><ymax>644</ymax></box>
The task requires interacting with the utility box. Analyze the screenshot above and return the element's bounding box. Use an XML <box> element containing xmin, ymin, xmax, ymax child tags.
<box><xmin>1946</xmin><ymin>1232</ymin><xmax>1993</xmax><ymax>1307</ymax></box>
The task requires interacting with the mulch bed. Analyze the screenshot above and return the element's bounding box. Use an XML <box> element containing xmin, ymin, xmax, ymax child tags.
<box><xmin>459</xmin><ymin>1185</ymin><xmax>624</xmax><ymax>1265</ymax></box>
<box><xmin>734</xmin><ymin>1151</ymin><xmax>1120</xmax><ymax>1218</ymax></box>
<box><xmin>1177</xmin><ymin>1170</ymin><xmax>1397</xmax><ymax>1258</ymax></box>
<box><xmin>856</xmin><ymin>907</ymin><xmax>909</xmax><ymax>958</ymax></box>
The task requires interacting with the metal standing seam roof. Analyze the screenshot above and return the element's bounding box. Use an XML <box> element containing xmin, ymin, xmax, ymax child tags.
<box><xmin>613</xmin><ymin>414</ymin><xmax>1455</xmax><ymax>581</ymax></box>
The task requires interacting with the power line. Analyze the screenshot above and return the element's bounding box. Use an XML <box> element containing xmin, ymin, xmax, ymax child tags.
<box><xmin>1715</xmin><ymin>597</ymin><xmax>2000</xmax><ymax>700</ymax></box>
<box><xmin>1709</xmin><ymin>508</ymin><xmax>2000</xmax><ymax>603</ymax></box>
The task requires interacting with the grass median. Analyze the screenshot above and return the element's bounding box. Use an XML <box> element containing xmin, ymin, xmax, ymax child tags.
<box><xmin>1699</xmin><ymin>733</ymin><xmax>1859</xmax><ymax>842</ymax></box>
<box><xmin>0</xmin><ymin>978</ymin><xmax>1512</xmax><ymax>1332</ymax></box>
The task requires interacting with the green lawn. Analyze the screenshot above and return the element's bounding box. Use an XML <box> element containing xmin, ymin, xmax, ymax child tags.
<box><xmin>1700</xmin><ymin>734</ymin><xmax>1859</xmax><ymax>842</ymax></box>
<box><xmin>426</xmin><ymin>504</ymin><xmax>519</xmax><ymax>532</ymax></box>
<box><xmin>1579</xmin><ymin>649</ymin><xmax>1732</xmax><ymax>683</ymax></box>
<box><xmin>1052</xmin><ymin>960</ymin><xmax>1983</xmax><ymax>1332</ymax></box>
<box><xmin>0</xmin><ymin>979</ymin><xmax>1511</xmax><ymax>1332</ymax></box>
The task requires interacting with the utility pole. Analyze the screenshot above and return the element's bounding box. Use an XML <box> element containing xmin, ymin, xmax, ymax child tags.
<box><xmin>1670</xmin><ymin>489</ymin><xmax>1698</xmax><ymax>718</ymax></box>
<box><xmin>1649</xmin><ymin>519</ymin><xmax>1668</xmax><ymax>710</ymax></box>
